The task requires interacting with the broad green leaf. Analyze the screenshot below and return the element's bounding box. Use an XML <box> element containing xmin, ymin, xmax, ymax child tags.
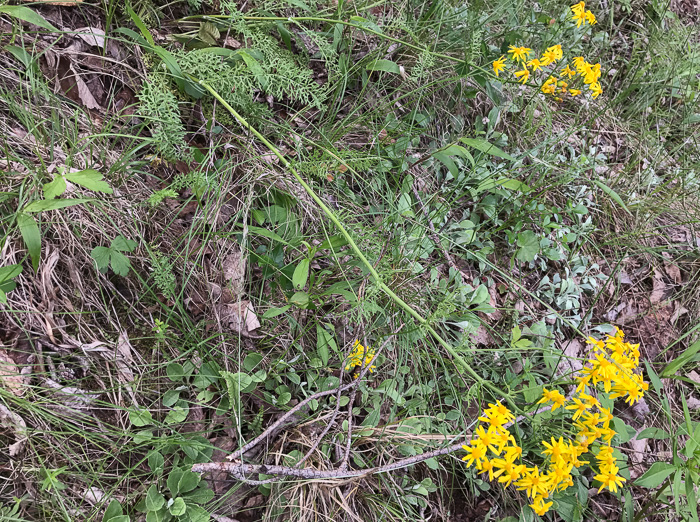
<box><xmin>23</xmin><ymin>198</ymin><xmax>91</xmax><ymax>213</ymax></box>
<box><xmin>129</xmin><ymin>408</ymin><xmax>153</xmax><ymax>427</ymax></box>
<box><xmin>515</xmin><ymin>230</ymin><xmax>539</xmax><ymax>262</ymax></box>
<box><xmin>592</xmin><ymin>180</ymin><xmax>632</xmax><ymax>216</ymax></box>
<box><xmin>124</xmin><ymin>4</ymin><xmax>154</xmax><ymax>45</ymax></box>
<box><xmin>111</xmin><ymin>235</ymin><xmax>137</xmax><ymax>252</ymax></box>
<box><xmin>162</xmin><ymin>389</ymin><xmax>181</xmax><ymax>407</ymax></box>
<box><xmin>102</xmin><ymin>499</ymin><xmax>123</xmax><ymax>522</ymax></box>
<box><xmin>145</xmin><ymin>484</ymin><xmax>165</xmax><ymax>511</ymax></box>
<box><xmin>197</xmin><ymin>22</ymin><xmax>220</xmax><ymax>45</ymax></box>
<box><xmin>167</xmin><ymin>469</ymin><xmax>184</xmax><ymax>496</ymax></box>
<box><xmin>164</xmin><ymin>401</ymin><xmax>189</xmax><ymax>424</ymax></box>
<box><xmin>133</xmin><ymin>429</ymin><xmax>153</xmax><ymax>443</ymax></box>
<box><xmin>147</xmin><ymin>450</ymin><xmax>164</xmax><ymax>473</ymax></box>
<box><xmin>661</xmin><ymin>339</ymin><xmax>700</xmax><ymax>377</ymax></box>
<box><xmin>496</xmin><ymin>178</ymin><xmax>531</xmax><ymax>192</ymax></box>
<box><xmin>145</xmin><ymin>508</ymin><xmax>169</xmax><ymax>522</ymax></box>
<box><xmin>635</xmin><ymin>462</ymin><xmax>678</xmax><ymax>488</ymax></box>
<box><xmin>16</xmin><ymin>212</ymin><xmax>40</xmax><ymax>271</ymax></box>
<box><xmin>292</xmin><ymin>258</ymin><xmax>310</xmax><ymax>289</ymax></box>
<box><xmin>176</xmin><ymin>471</ymin><xmax>201</xmax><ymax>494</ymax></box>
<box><xmin>441</xmin><ymin>144</ymin><xmax>474</xmax><ymax>167</ymax></box>
<box><xmin>105</xmin><ymin>517</ymin><xmax>130</xmax><ymax>522</ymax></box>
<box><xmin>366</xmin><ymin>59</ymin><xmax>401</xmax><ymax>74</ymax></box>
<box><xmin>64</xmin><ymin>169</ymin><xmax>113</xmax><ymax>194</ymax></box>
<box><xmin>316</xmin><ymin>325</ymin><xmax>336</xmax><ymax>366</ymax></box>
<box><xmin>277</xmin><ymin>391</ymin><xmax>292</xmax><ymax>405</ymax></box>
<box><xmin>183</xmin><ymin>485</ymin><xmax>215</xmax><ymax>505</ymax></box>
<box><xmin>0</xmin><ymin>6</ymin><xmax>58</xmax><ymax>31</ymax></box>
<box><xmin>43</xmin><ymin>176</ymin><xmax>67</xmax><ymax>199</ymax></box>
<box><xmin>166</xmin><ymin>362</ymin><xmax>186</xmax><ymax>382</ymax></box>
<box><xmin>185</xmin><ymin>504</ymin><xmax>210</xmax><ymax>522</ymax></box>
<box><xmin>247</xmin><ymin>225</ymin><xmax>289</xmax><ymax>245</ymax></box>
<box><xmin>169</xmin><ymin>497</ymin><xmax>186</xmax><ymax>516</ymax></box>
<box><xmin>109</xmin><ymin>250</ymin><xmax>132</xmax><ymax>277</ymax></box>
<box><xmin>290</xmin><ymin>291</ymin><xmax>310</xmax><ymax>308</ymax></box>
<box><xmin>243</xmin><ymin>353</ymin><xmax>263</xmax><ymax>372</ymax></box>
<box><xmin>90</xmin><ymin>246</ymin><xmax>111</xmax><ymax>273</ymax></box>
<box><xmin>460</xmin><ymin>137</ymin><xmax>514</xmax><ymax>161</ymax></box>
<box><xmin>5</xmin><ymin>44</ymin><xmax>37</xmax><ymax>71</ymax></box>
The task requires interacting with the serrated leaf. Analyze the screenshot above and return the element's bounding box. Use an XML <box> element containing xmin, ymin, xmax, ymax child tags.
<box><xmin>64</xmin><ymin>169</ymin><xmax>113</xmax><ymax>194</ymax></box>
<box><xmin>23</xmin><ymin>198</ymin><xmax>91</xmax><ymax>213</ymax></box>
<box><xmin>90</xmin><ymin>246</ymin><xmax>111</xmax><ymax>273</ymax></box>
<box><xmin>43</xmin><ymin>176</ymin><xmax>67</xmax><ymax>199</ymax></box>
<box><xmin>515</xmin><ymin>230</ymin><xmax>539</xmax><ymax>262</ymax></box>
<box><xmin>635</xmin><ymin>462</ymin><xmax>678</xmax><ymax>488</ymax></box>
<box><xmin>111</xmin><ymin>235</ymin><xmax>137</xmax><ymax>252</ymax></box>
<box><xmin>109</xmin><ymin>250</ymin><xmax>132</xmax><ymax>277</ymax></box>
<box><xmin>460</xmin><ymin>137</ymin><xmax>514</xmax><ymax>161</ymax></box>
<box><xmin>0</xmin><ymin>6</ymin><xmax>58</xmax><ymax>31</ymax></box>
<box><xmin>145</xmin><ymin>484</ymin><xmax>165</xmax><ymax>511</ymax></box>
<box><xmin>16</xmin><ymin>212</ymin><xmax>40</xmax><ymax>271</ymax></box>
<box><xmin>366</xmin><ymin>59</ymin><xmax>400</xmax><ymax>74</ymax></box>
<box><xmin>292</xmin><ymin>258</ymin><xmax>310</xmax><ymax>289</ymax></box>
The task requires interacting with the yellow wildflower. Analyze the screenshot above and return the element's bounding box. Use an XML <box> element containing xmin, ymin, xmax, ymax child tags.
<box><xmin>508</xmin><ymin>45</ymin><xmax>532</xmax><ymax>62</ymax></box>
<box><xmin>526</xmin><ymin>58</ymin><xmax>543</xmax><ymax>71</ymax></box>
<box><xmin>493</xmin><ymin>55</ymin><xmax>507</xmax><ymax>77</ymax></box>
<box><xmin>530</xmin><ymin>496</ymin><xmax>553</xmax><ymax>516</ymax></box>
<box><xmin>590</xmin><ymin>82</ymin><xmax>603</xmax><ymax>98</ymax></box>
<box><xmin>514</xmin><ymin>68</ymin><xmax>530</xmax><ymax>84</ymax></box>
<box><xmin>594</xmin><ymin>463</ymin><xmax>626</xmax><ymax>493</ymax></box>
<box><xmin>570</xmin><ymin>1</ymin><xmax>586</xmax><ymax>14</ymax></box>
<box><xmin>585</xmin><ymin>10</ymin><xmax>597</xmax><ymax>24</ymax></box>
<box><xmin>516</xmin><ymin>466</ymin><xmax>551</xmax><ymax>498</ymax></box>
<box><xmin>561</xmin><ymin>65</ymin><xmax>577</xmax><ymax>78</ymax></box>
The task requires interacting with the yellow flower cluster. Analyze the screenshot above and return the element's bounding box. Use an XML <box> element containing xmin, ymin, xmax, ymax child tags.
<box><xmin>571</xmin><ymin>1</ymin><xmax>597</xmax><ymax>27</ymax></box>
<box><xmin>462</xmin><ymin>327</ymin><xmax>647</xmax><ymax>517</ymax></box>
<box><xmin>491</xmin><ymin>2</ymin><xmax>603</xmax><ymax>99</ymax></box>
<box><xmin>344</xmin><ymin>340</ymin><xmax>376</xmax><ymax>377</ymax></box>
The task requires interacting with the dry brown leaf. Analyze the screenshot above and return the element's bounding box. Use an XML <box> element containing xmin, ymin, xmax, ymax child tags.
<box><xmin>115</xmin><ymin>330</ymin><xmax>135</xmax><ymax>383</ymax></box>
<box><xmin>0</xmin><ymin>350</ymin><xmax>27</xmax><ymax>397</ymax></box>
<box><xmin>628</xmin><ymin>435</ymin><xmax>648</xmax><ymax>479</ymax></box>
<box><xmin>555</xmin><ymin>339</ymin><xmax>584</xmax><ymax>378</ymax></box>
<box><xmin>74</xmin><ymin>27</ymin><xmax>106</xmax><ymax>48</ymax></box>
<box><xmin>469</xmin><ymin>326</ymin><xmax>494</xmax><ymax>346</ymax></box>
<box><xmin>219</xmin><ymin>301</ymin><xmax>260</xmax><ymax>336</ymax></box>
<box><xmin>662</xmin><ymin>254</ymin><xmax>682</xmax><ymax>284</ymax></box>
<box><xmin>0</xmin><ymin>403</ymin><xmax>28</xmax><ymax>456</ymax></box>
<box><xmin>21</xmin><ymin>0</ymin><xmax>82</xmax><ymax>4</ymax></box>
<box><xmin>222</xmin><ymin>250</ymin><xmax>245</xmax><ymax>298</ymax></box>
<box><xmin>70</xmin><ymin>64</ymin><xmax>101</xmax><ymax>109</ymax></box>
<box><xmin>650</xmin><ymin>273</ymin><xmax>667</xmax><ymax>304</ymax></box>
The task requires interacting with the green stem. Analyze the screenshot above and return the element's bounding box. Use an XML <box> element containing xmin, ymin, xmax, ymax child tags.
<box><xmin>194</xmin><ymin>77</ymin><xmax>520</xmax><ymax>413</ymax></box>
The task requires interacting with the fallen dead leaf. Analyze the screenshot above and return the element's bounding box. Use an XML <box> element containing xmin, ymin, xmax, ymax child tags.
<box><xmin>222</xmin><ymin>249</ymin><xmax>246</xmax><ymax>298</ymax></box>
<box><xmin>555</xmin><ymin>339</ymin><xmax>584</xmax><ymax>378</ymax></box>
<box><xmin>628</xmin><ymin>435</ymin><xmax>648</xmax><ymax>479</ymax></box>
<box><xmin>662</xmin><ymin>252</ymin><xmax>682</xmax><ymax>284</ymax></box>
<box><xmin>219</xmin><ymin>301</ymin><xmax>260</xmax><ymax>337</ymax></box>
<box><xmin>74</xmin><ymin>27</ymin><xmax>106</xmax><ymax>49</ymax></box>
<box><xmin>0</xmin><ymin>349</ymin><xmax>28</xmax><ymax>396</ymax></box>
<box><xmin>0</xmin><ymin>402</ymin><xmax>28</xmax><ymax>456</ymax></box>
<box><xmin>21</xmin><ymin>0</ymin><xmax>82</xmax><ymax>4</ymax></box>
<box><xmin>70</xmin><ymin>64</ymin><xmax>101</xmax><ymax>109</ymax></box>
<box><xmin>650</xmin><ymin>272</ymin><xmax>667</xmax><ymax>304</ymax></box>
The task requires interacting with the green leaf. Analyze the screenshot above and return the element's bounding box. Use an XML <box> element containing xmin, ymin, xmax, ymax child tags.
<box><xmin>64</xmin><ymin>169</ymin><xmax>113</xmax><ymax>194</ymax></box>
<box><xmin>145</xmin><ymin>508</ymin><xmax>170</xmax><ymax>522</ymax></box>
<box><xmin>109</xmin><ymin>250</ymin><xmax>132</xmax><ymax>277</ymax></box>
<box><xmin>292</xmin><ymin>258</ymin><xmax>310</xmax><ymax>289</ymax></box>
<box><xmin>43</xmin><ymin>176</ymin><xmax>67</xmax><ymax>199</ymax></box>
<box><xmin>23</xmin><ymin>198</ymin><xmax>91</xmax><ymax>213</ymax></box>
<box><xmin>635</xmin><ymin>462</ymin><xmax>678</xmax><ymax>488</ymax></box>
<box><xmin>290</xmin><ymin>291</ymin><xmax>310</xmax><ymax>308</ymax></box>
<box><xmin>162</xmin><ymin>389</ymin><xmax>181</xmax><ymax>407</ymax></box>
<box><xmin>16</xmin><ymin>212</ymin><xmax>40</xmax><ymax>271</ymax></box>
<box><xmin>661</xmin><ymin>339</ymin><xmax>700</xmax><ymax>377</ymax></box>
<box><xmin>316</xmin><ymin>325</ymin><xmax>336</xmax><ymax>366</ymax></box>
<box><xmin>262</xmin><ymin>305</ymin><xmax>291</xmax><ymax>318</ymax></box>
<box><xmin>124</xmin><ymin>3</ymin><xmax>154</xmax><ymax>45</ymax></box>
<box><xmin>166</xmin><ymin>362</ymin><xmax>186</xmax><ymax>382</ymax></box>
<box><xmin>636</xmin><ymin>427</ymin><xmax>670</xmax><ymax>440</ymax></box>
<box><xmin>182</xmin><ymin>485</ymin><xmax>215</xmax><ymax>505</ymax></box>
<box><xmin>433</xmin><ymin>151</ymin><xmax>459</xmax><ymax>178</ymax></box>
<box><xmin>515</xmin><ymin>230</ymin><xmax>539</xmax><ymax>262</ymax></box>
<box><xmin>592</xmin><ymin>180</ymin><xmax>632</xmax><ymax>216</ymax></box>
<box><xmin>169</xmin><ymin>498</ymin><xmax>186</xmax><ymax>516</ymax></box>
<box><xmin>145</xmin><ymin>484</ymin><xmax>165</xmax><ymax>511</ymax></box>
<box><xmin>197</xmin><ymin>22</ymin><xmax>220</xmax><ymax>45</ymax></box>
<box><xmin>366</xmin><ymin>59</ymin><xmax>401</xmax><ymax>74</ymax></box>
<box><xmin>277</xmin><ymin>391</ymin><xmax>292</xmax><ymax>405</ymax></box>
<box><xmin>0</xmin><ymin>6</ymin><xmax>58</xmax><ymax>31</ymax></box>
<box><xmin>184</xmin><ymin>504</ymin><xmax>210</xmax><ymax>522</ymax></box>
<box><xmin>102</xmin><ymin>500</ymin><xmax>123</xmax><ymax>522</ymax></box>
<box><xmin>164</xmin><ymin>401</ymin><xmax>189</xmax><ymax>424</ymax></box>
<box><xmin>147</xmin><ymin>451</ymin><xmax>165</xmax><ymax>473</ymax></box>
<box><xmin>0</xmin><ymin>264</ymin><xmax>22</xmax><ymax>283</ymax></box>
<box><xmin>238</xmin><ymin>50</ymin><xmax>268</xmax><ymax>90</ymax></box>
<box><xmin>176</xmin><ymin>471</ymin><xmax>201</xmax><ymax>494</ymax></box>
<box><xmin>90</xmin><ymin>246</ymin><xmax>111</xmax><ymax>273</ymax></box>
<box><xmin>460</xmin><ymin>137</ymin><xmax>514</xmax><ymax>161</ymax></box>
<box><xmin>243</xmin><ymin>353</ymin><xmax>263</xmax><ymax>372</ymax></box>
<box><xmin>129</xmin><ymin>408</ymin><xmax>154</xmax><ymax>427</ymax></box>
<box><xmin>111</xmin><ymin>235</ymin><xmax>137</xmax><ymax>252</ymax></box>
